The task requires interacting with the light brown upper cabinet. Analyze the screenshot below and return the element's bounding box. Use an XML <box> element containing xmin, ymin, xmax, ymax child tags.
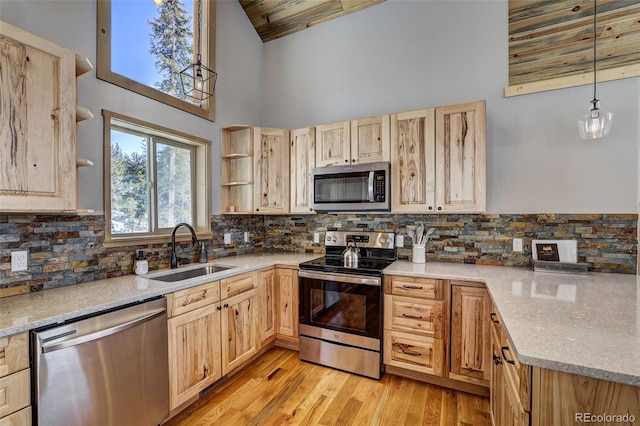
<box><xmin>315</xmin><ymin>115</ymin><xmax>390</xmax><ymax>167</ymax></box>
<box><xmin>391</xmin><ymin>100</ymin><xmax>486</xmax><ymax>213</ymax></box>
<box><xmin>254</xmin><ymin>127</ymin><xmax>290</xmax><ymax>214</ymax></box>
<box><xmin>221</xmin><ymin>126</ymin><xmax>289</xmax><ymax>214</ymax></box>
<box><xmin>290</xmin><ymin>127</ymin><xmax>316</xmax><ymax>214</ymax></box>
<box><xmin>1</xmin><ymin>21</ymin><xmax>92</xmax><ymax>212</ymax></box>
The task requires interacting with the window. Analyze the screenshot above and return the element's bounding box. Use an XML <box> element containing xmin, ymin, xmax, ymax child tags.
<box><xmin>103</xmin><ymin>110</ymin><xmax>211</xmax><ymax>246</ymax></box>
<box><xmin>97</xmin><ymin>0</ymin><xmax>216</xmax><ymax>121</ymax></box>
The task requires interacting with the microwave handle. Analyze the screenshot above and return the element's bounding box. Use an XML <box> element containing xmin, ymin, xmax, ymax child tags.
<box><xmin>368</xmin><ymin>171</ymin><xmax>375</xmax><ymax>202</ymax></box>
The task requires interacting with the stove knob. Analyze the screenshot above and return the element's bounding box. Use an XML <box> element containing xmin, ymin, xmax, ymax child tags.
<box><xmin>326</xmin><ymin>236</ymin><xmax>331</xmax><ymax>242</ymax></box>
<box><xmin>332</xmin><ymin>236</ymin><xmax>337</xmax><ymax>242</ymax></box>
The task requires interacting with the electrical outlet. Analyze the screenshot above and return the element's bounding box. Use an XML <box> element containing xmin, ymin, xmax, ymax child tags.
<box><xmin>313</xmin><ymin>232</ymin><xmax>320</xmax><ymax>243</ymax></box>
<box><xmin>513</xmin><ymin>238</ymin><xmax>523</xmax><ymax>252</ymax></box>
<box><xmin>395</xmin><ymin>235</ymin><xmax>404</xmax><ymax>247</ymax></box>
<box><xmin>11</xmin><ymin>250</ymin><xmax>28</xmax><ymax>272</ymax></box>
<box><xmin>224</xmin><ymin>233</ymin><xmax>231</xmax><ymax>244</ymax></box>
<box><xmin>244</xmin><ymin>232</ymin><xmax>249</xmax><ymax>243</ymax></box>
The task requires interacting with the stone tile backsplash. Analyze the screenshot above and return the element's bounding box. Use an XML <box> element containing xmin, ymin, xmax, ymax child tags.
<box><xmin>0</xmin><ymin>213</ymin><xmax>637</xmax><ymax>296</ymax></box>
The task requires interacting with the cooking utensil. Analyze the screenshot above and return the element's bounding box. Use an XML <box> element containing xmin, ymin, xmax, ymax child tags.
<box><xmin>407</xmin><ymin>226</ymin><xmax>416</xmax><ymax>244</ymax></box>
<box><xmin>424</xmin><ymin>227</ymin><xmax>436</xmax><ymax>241</ymax></box>
<box><xmin>415</xmin><ymin>223</ymin><xmax>424</xmax><ymax>245</ymax></box>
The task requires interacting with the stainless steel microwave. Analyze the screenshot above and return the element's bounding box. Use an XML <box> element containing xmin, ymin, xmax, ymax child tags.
<box><xmin>312</xmin><ymin>162</ymin><xmax>390</xmax><ymax>211</ymax></box>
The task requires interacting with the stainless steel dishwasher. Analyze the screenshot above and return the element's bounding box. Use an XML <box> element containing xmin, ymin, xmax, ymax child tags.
<box><xmin>32</xmin><ymin>297</ymin><xmax>169</xmax><ymax>426</ymax></box>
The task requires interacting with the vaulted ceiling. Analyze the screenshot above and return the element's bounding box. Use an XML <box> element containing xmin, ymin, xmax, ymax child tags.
<box><xmin>239</xmin><ymin>0</ymin><xmax>386</xmax><ymax>43</ymax></box>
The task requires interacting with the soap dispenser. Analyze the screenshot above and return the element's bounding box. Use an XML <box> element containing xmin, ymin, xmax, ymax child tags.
<box><xmin>134</xmin><ymin>250</ymin><xmax>148</xmax><ymax>275</ymax></box>
<box><xmin>199</xmin><ymin>243</ymin><xmax>208</xmax><ymax>263</ymax></box>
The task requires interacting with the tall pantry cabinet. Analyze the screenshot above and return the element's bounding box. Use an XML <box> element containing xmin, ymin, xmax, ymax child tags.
<box><xmin>0</xmin><ymin>20</ymin><xmax>93</xmax><ymax>212</ymax></box>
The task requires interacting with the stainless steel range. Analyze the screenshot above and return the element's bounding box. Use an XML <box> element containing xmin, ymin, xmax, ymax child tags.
<box><xmin>298</xmin><ymin>230</ymin><xmax>396</xmax><ymax>379</ymax></box>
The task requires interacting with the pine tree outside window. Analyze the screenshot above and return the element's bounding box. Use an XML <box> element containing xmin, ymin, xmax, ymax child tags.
<box><xmin>97</xmin><ymin>0</ymin><xmax>216</xmax><ymax>121</ymax></box>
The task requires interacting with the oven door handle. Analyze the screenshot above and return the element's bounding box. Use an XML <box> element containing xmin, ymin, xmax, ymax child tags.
<box><xmin>298</xmin><ymin>270</ymin><xmax>381</xmax><ymax>286</ymax></box>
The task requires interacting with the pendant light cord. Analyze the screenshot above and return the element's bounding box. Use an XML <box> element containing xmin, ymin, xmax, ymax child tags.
<box><xmin>592</xmin><ymin>0</ymin><xmax>598</xmax><ymax>104</ymax></box>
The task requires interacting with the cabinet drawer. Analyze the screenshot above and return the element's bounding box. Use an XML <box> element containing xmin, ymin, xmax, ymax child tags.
<box><xmin>221</xmin><ymin>271</ymin><xmax>257</xmax><ymax>299</ymax></box>
<box><xmin>383</xmin><ymin>331</ymin><xmax>444</xmax><ymax>376</ymax></box>
<box><xmin>0</xmin><ymin>407</ymin><xmax>31</xmax><ymax>426</ymax></box>
<box><xmin>167</xmin><ymin>281</ymin><xmax>220</xmax><ymax>318</ymax></box>
<box><xmin>386</xmin><ymin>276</ymin><xmax>444</xmax><ymax>300</ymax></box>
<box><xmin>0</xmin><ymin>333</ymin><xmax>28</xmax><ymax>379</ymax></box>
<box><xmin>384</xmin><ymin>295</ymin><xmax>444</xmax><ymax>338</ymax></box>
<box><xmin>0</xmin><ymin>369</ymin><xmax>30</xmax><ymax>419</ymax></box>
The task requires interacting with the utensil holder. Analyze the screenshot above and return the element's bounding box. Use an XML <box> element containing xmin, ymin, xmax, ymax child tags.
<box><xmin>412</xmin><ymin>244</ymin><xmax>425</xmax><ymax>264</ymax></box>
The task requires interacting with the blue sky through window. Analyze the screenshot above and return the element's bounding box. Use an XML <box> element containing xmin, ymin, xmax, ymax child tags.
<box><xmin>111</xmin><ymin>0</ymin><xmax>194</xmax><ymax>89</ymax></box>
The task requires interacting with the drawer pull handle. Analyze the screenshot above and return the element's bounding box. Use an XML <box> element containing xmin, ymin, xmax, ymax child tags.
<box><xmin>402</xmin><ymin>313</ymin><xmax>423</xmax><ymax>320</ymax></box>
<box><xmin>493</xmin><ymin>353</ymin><xmax>502</xmax><ymax>365</ymax></box>
<box><xmin>401</xmin><ymin>347</ymin><xmax>422</xmax><ymax>357</ymax></box>
<box><xmin>490</xmin><ymin>312</ymin><xmax>499</xmax><ymax>324</ymax></box>
<box><xmin>402</xmin><ymin>285</ymin><xmax>423</xmax><ymax>290</ymax></box>
<box><xmin>501</xmin><ymin>346</ymin><xmax>515</xmax><ymax>365</ymax></box>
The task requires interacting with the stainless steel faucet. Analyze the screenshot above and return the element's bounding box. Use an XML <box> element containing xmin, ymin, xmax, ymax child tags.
<box><xmin>170</xmin><ymin>223</ymin><xmax>199</xmax><ymax>269</ymax></box>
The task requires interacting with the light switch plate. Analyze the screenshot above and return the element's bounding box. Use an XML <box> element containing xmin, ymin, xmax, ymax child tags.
<box><xmin>244</xmin><ymin>232</ymin><xmax>249</xmax><ymax>243</ymax></box>
<box><xmin>395</xmin><ymin>235</ymin><xmax>404</xmax><ymax>247</ymax></box>
<box><xmin>313</xmin><ymin>233</ymin><xmax>320</xmax><ymax>243</ymax></box>
<box><xmin>512</xmin><ymin>238</ymin><xmax>523</xmax><ymax>252</ymax></box>
<box><xmin>224</xmin><ymin>233</ymin><xmax>231</xmax><ymax>244</ymax></box>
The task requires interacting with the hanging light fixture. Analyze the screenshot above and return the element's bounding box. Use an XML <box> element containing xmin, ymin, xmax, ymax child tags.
<box><xmin>180</xmin><ymin>0</ymin><xmax>217</xmax><ymax>104</ymax></box>
<box><xmin>577</xmin><ymin>0</ymin><xmax>612</xmax><ymax>139</ymax></box>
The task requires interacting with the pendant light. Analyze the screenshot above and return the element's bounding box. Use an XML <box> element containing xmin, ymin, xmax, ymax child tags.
<box><xmin>179</xmin><ymin>0</ymin><xmax>217</xmax><ymax>104</ymax></box>
<box><xmin>577</xmin><ymin>0</ymin><xmax>612</xmax><ymax>139</ymax></box>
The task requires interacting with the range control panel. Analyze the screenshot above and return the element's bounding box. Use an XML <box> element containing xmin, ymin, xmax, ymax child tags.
<box><xmin>325</xmin><ymin>231</ymin><xmax>395</xmax><ymax>249</ymax></box>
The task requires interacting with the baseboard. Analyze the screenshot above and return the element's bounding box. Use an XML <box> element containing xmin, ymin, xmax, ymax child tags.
<box><xmin>385</xmin><ymin>365</ymin><xmax>490</xmax><ymax>397</ymax></box>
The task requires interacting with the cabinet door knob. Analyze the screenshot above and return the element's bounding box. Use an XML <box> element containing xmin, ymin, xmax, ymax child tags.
<box><xmin>217</xmin><ymin>306</ymin><xmax>222</xmax><ymax>310</ymax></box>
<box><xmin>344</xmin><ymin>159</ymin><xmax>348</xmax><ymax>163</ymax></box>
<box><xmin>428</xmin><ymin>206</ymin><xmax>433</xmax><ymax>210</ymax></box>
<box><xmin>224</xmin><ymin>303</ymin><xmax>229</xmax><ymax>308</ymax></box>
<box><xmin>352</xmin><ymin>159</ymin><xmax>356</xmax><ymax>163</ymax></box>
<box><xmin>437</xmin><ymin>206</ymin><xmax>442</xmax><ymax>211</ymax></box>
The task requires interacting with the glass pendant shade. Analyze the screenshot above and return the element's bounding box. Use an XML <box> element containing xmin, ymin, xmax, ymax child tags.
<box><xmin>577</xmin><ymin>0</ymin><xmax>612</xmax><ymax>140</ymax></box>
<box><xmin>578</xmin><ymin>100</ymin><xmax>613</xmax><ymax>139</ymax></box>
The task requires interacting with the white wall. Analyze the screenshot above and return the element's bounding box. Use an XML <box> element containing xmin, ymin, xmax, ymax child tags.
<box><xmin>0</xmin><ymin>0</ymin><xmax>264</xmax><ymax>214</ymax></box>
<box><xmin>263</xmin><ymin>0</ymin><xmax>639</xmax><ymax>214</ymax></box>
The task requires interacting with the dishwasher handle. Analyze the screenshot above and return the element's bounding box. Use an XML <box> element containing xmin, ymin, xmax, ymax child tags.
<box><xmin>41</xmin><ymin>308</ymin><xmax>166</xmax><ymax>354</ymax></box>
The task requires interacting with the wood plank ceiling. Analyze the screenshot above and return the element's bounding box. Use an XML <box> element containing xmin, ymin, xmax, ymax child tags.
<box><xmin>508</xmin><ymin>0</ymin><xmax>640</xmax><ymax>94</ymax></box>
<box><xmin>239</xmin><ymin>0</ymin><xmax>386</xmax><ymax>43</ymax></box>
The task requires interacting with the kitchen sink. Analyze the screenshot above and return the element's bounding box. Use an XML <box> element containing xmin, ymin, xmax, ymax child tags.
<box><xmin>150</xmin><ymin>265</ymin><xmax>234</xmax><ymax>282</ymax></box>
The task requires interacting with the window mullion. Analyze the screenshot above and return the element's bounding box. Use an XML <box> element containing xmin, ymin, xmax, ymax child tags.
<box><xmin>149</xmin><ymin>137</ymin><xmax>159</xmax><ymax>233</ymax></box>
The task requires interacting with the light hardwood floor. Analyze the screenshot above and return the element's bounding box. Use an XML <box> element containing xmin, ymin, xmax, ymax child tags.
<box><xmin>165</xmin><ymin>347</ymin><xmax>491</xmax><ymax>426</ymax></box>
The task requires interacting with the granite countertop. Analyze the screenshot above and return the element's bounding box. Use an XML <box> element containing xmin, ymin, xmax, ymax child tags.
<box><xmin>384</xmin><ymin>261</ymin><xmax>640</xmax><ymax>387</ymax></box>
<box><xmin>2</xmin><ymin>253</ymin><xmax>638</xmax><ymax>388</ymax></box>
<box><xmin>0</xmin><ymin>252</ymin><xmax>321</xmax><ymax>339</ymax></box>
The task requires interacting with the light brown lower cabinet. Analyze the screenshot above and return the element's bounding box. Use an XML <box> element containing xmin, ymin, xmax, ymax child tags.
<box><xmin>258</xmin><ymin>267</ymin><xmax>276</xmax><ymax>348</ymax></box>
<box><xmin>167</xmin><ymin>303</ymin><xmax>222</xmax><ymax>409</ymax></box>
<box><xmin>275</xmin><ymin>267</ymin><xmax>299</xmax><ymax>348</ymax></box>
<box><xmin>167</xmin><ymin>282</ymin><xmax>223</xmax><ymax>410</ymax></box>
<box><xmin>0</xmin><ymin>333</ymin><xmax>31</xmax><ymax>424</ymax></box>
<box><xmin>384</xmin><ymin>276</ymin><xmax>446</xmax><ymax>377</ymax></box>
<box><xmin>167</xmin><ymin>272</ymin><xmax>259</xmax><ymax>411</ymax></box>
<box><xmin>221</xmin><ymin>288</ymin><xmax>258</xmax><ymax>375</ymax></box>
<box><xmin>449</xmin><ymin>281</ymin><xmax>491</xmax><ymax>387</ymax></box>
<box><xmin>490</xmin><ymin>305</ymin><xmax>640</xmax><ymax>426</ymax></box>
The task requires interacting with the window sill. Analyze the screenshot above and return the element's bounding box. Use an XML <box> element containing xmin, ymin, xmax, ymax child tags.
<box><xmin>103</xmin><ymin>231</ymin><xmax>213</xmax><ymax>248</ymax></box>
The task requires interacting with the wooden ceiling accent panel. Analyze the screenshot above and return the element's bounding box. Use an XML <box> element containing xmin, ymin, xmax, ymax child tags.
<box><xmin>239</xmin><ymin>0</ymin><xmax>386</xmax><ymax>42</ymax></box>
<box><xmin>506</xmin><ymin>0</ymin><xmax>640</xmax><ymax>97</ymax></box>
